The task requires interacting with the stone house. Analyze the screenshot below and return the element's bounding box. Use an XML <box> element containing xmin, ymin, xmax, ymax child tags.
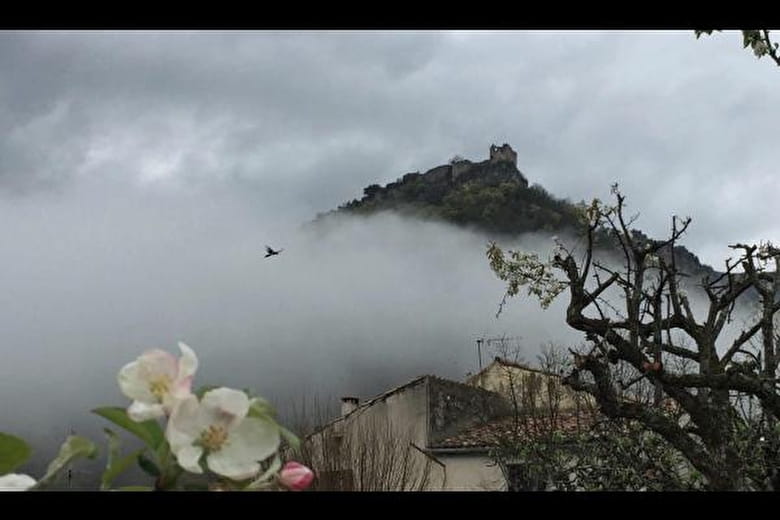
<box><xmin>299</xmin><ymin>375</ymin><xmax>510</xmax><ymax>491</ymax></box>
<box><xmin>466</xmin><ymin>357</ymin><xmax>592</xmax><ymax>413</ymax></box>
<box><xmin>298</xmin><ymin>357</ymin><xmax>593</xmax><ymax>491</ymax></box>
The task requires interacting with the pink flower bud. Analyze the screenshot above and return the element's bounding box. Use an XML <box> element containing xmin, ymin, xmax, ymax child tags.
<box><xmin>279</xmin><ymin>462</ymin><xmax>314</xmax><ymax>491</ymax></box>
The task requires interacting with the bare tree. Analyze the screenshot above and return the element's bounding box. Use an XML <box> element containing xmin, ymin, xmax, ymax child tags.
<box><xmin>487</xmin><ymin>185</ymin><xmax>780</xmax><ymax>490</ymax></box>
<box><xmin>487</xmin><ymin>345</ymin><xmax>588</xmax><ymax>491</ymax></box>
<box><xmin>487</xmin><ymin>344</ymin><xmax>698</xmax><ymax>491</ymax></box>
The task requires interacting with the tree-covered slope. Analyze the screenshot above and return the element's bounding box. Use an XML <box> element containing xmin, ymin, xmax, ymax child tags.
<box><xmin>314</xmin><ymin>144</ymin><xmax>718</xmax><ymax>279</ymax></box>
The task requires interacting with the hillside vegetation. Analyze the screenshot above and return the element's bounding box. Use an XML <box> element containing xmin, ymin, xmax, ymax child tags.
<box><xmin>315</xmin><ymin>144</ymin><xmax>717</xmax><ymax>279</ymax></box>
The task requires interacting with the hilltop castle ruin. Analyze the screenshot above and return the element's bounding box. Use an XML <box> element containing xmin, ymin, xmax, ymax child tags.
<box><xmin>349</xmin><ymin>143</ymin><xmax>528</xmax><ymax>209</ymax></box>
<box><xmin>489</xmin><ymin>143</ymin><xmax>518</xmax><ymax>166</ymax></box>
<box><xmin>426</xmin><ymin>143</ymin><xmax>526</xmax><ymax>187</ymax></box>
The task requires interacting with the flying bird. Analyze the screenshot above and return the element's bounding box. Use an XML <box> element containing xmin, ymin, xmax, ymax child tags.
<box><xmin>265</xmin><ymin>245</ymin><xmax>284</xmax><ymax>258</ymax></box>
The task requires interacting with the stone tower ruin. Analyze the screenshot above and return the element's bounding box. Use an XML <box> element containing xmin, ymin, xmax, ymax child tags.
<box><xmin>489</xmin><ymin>143</ymin><xmax>517</xmax><ymax>167</ymax></box>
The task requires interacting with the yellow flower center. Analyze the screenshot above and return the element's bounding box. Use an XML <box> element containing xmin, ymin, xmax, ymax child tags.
<box><xmin>149</xmin><ymin>378</ymin><xmax>171</xmax><ymax>401</ymax></box>
<box><xmin>200</xmin><ymin>425</ymin><xmax>229</xmax><ymax>452</ymax></box>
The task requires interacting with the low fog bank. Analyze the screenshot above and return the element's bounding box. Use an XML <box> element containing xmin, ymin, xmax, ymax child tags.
<box><xmin>3</xmin><ymin>177</ymin><xmax>760</xmax><ymax>485</ymax></box>
<box><xmin>0</xmin><ymin>179</ymin><xmax>583</xmax><ymax>482</ymax></box>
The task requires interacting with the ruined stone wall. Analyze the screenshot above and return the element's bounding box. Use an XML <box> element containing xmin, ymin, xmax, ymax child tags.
<box><xmin>454</xmin><ymin>159</ymin><xmax>527</xmax><ymax>188</ymax></box>
<box><xmin>422</xmin><ymin>164</ymin><xmax>452</xmax><ymax>184</ymax></box>
<box><xmin>451</xmin><ymin>160</ymin><xmax>473</xmax><ymax>182</ymax></box>
<box><xmin>489</xmin><ymin>144</ymin><xmax>518</xmax><ymax>166</ymax></box>
<box><xmin>427</xmin><ymin>377</ymin><xmax>510</xmax><ymax>446</ymax></box>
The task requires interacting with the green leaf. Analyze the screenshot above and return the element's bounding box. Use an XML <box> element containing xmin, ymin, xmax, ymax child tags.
<box><xmin>32</xmin><ymin>435</ymin><xmax>97</xmax><ymax>489</ymax></box>
<box><xmin>101</xmin><ymin>428</ymin><xmax>120</xmax><ymax>489</ymax></box>
<box><xmin>248</xmin><ymin>397</ymin><xmax>278</xmax><ymax>420</ymax></box>
<box><xmin>101</xmin><ymin>428</ymin><xmax>146</xmax><ymax>490</ymax></box>
<box><xmin>279</xmin><ymin>425</ymin><xmax>300</xmax><ymax>450</ymax></box>
<box><xmin>102</xmin><ymin>449</ymin><xmax>145</xmax><ymax>490</ymax></box>
<box><xmin>246</xmin><ymin>455</ymin><xmax>282</xmax><ymax>490</ymax></box>
<box><xmin>155</xmin><ymin>436</ymin><xmax>171</xmax><ymax>468</ymax></box>
<box><xmin>137</xmin><ymin>453</ymin><xmax>161</xmax><ymax>477</ymax></box>
<box><xmin>103</xmin><ymin>429</ymin><xmax>120</xmax><ymax>468</ymax></box>
<box><xmin>743</xmin><ymin>30</ymin><xmax>760</xmax><ymax>48</ymax></box>
<box><xmin>92</xmin><ymin>407</ymin><xmax>164</xmax><ymax>449</ymax></box>
<box><xmin>0</xmin><ymin>432</ymin><xmax>32</xmax><ymax>474</ymax></box>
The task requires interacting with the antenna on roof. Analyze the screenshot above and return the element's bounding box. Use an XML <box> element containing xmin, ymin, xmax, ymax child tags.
<box><xmin>476</xmin><ymin>338</ymin><xmax>484</xmax><ymax>372</ymax></box>
<box><xmin>475</xmin><ymin>335</ymin><xmax>524</xmax><ymax>372</ymax></box>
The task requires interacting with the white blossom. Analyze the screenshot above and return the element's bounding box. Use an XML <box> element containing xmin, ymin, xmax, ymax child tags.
<box><xmin>166</xmin><ymin>388</ymin><xmax>280</xmax><ymax>481</ymax></box>
<box><xmin>118</xmin><ymin>342</ymin><xmax>198</xmax><ymax>421</ymax></box>
<box><xmin>0</xmin><ymin>473</ymin><xmax>36</xmax><ymax>491</ymax></box>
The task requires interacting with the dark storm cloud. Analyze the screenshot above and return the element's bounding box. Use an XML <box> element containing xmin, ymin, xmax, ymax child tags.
<box><xmin>1</xmin><ymin>30</ymin><xmax>778</xmax><ymax>481</ymax></box>
<box><xmin>1</xmin><ymin>30</ymin><xmax>776</xmax><ymax>266</ymax></box>
<box><xmin>0</xmin><ymin>31</ymin><xmax>450</xmax><ymax>212</ymax></box>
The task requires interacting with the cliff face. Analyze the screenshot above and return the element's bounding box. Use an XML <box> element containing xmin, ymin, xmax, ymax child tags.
<box><xmin>315</xmin><ymin>144</ymin><xmax>723</xmax><ymax>280</ymax></box>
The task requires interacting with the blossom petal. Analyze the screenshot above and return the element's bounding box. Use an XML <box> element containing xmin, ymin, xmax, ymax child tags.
<box><xmin>118</xmin><ymin>361</ymin><xmax>155</xmax><ymax>402</ymax></box>
<box><xmin>167</xmin><ymin>375</ymin><xmax>194</xmax><ymax>404</ymax></box>
<box><xmin>0</xmin><ymin>473</ymin><xmax>37</xmax><ymax>491</ymax></box>
<box><xmin>177</xmin><ymin>342</ymin><xmax>198</xmax><ymax>380</ymax></box>
<box><xmin>137</xmin><ymin>349</ymin><xmax>177</xmax><ymax>381</ymax></box>
<box><xmin>175</xmin><ymin>445</ymin><xmax>204</xmax><ymax>475</ymax></box>
<box><xmin>201</xmin><ymin>388</ymin><xmax>250</xmax><ymax>431</ymax></box>
<box><xmin>207</xmin><ymin>452</ymin><xmax>260</xmax><ymax>481</ymax></box>
<box><xmin>166</xmin><ymin>395</ymin><xmax>203</xmax><ymax>453</ymax></box>
<box><xmin>127</xmin><ymin>401</ymin><xmax>166</xmax><ymax>422</ymax></box>
<box><xmin>207</xmin><ymin>417</ymin><xmax>280</xmax><ymax>480</ymax></box>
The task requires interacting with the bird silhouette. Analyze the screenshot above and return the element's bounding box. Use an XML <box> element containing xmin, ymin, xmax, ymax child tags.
<box><xmin>265</xmin><ymin>245</ymin><xmax>284</xmax><ymax>258</ymax></box>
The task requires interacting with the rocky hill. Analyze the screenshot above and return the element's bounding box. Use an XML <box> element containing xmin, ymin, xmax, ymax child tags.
<box><xmin>315</xmin><ymin>143</ymin><xmax>719</xmax><ymax>280</ymax></box>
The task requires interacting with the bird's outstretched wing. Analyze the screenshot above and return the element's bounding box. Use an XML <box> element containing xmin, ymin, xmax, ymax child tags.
<box><xmin>265</xmin><ymin>245</ymin><xmax>284</xmax><ymax>258</ymax></box>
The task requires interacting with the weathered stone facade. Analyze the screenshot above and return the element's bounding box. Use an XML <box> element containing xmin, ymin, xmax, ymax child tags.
<box><xmin>489</xmin><ymin>143</ymin><xmax>518</xmax><ymax>166</ymax></box>
<box><xmin>450</xmin><ymin>159</ymin><xmax>474</xmax><ymax>182</ymax></box>
<box><xmin>427</xmin><ymin>377</ymin><xmax>510</xmax><ymax>446</ymax></box>
<box><xmin>299</xmin><ymin>354</ymin><xmax>592</xmax><ymax>491</ymax></box>
<box><xmin>417</xmin><ymin>143</ymin><xmax>526</xmax><ymax>188</ymax></box>
<box><xmin>466</xmin><ymin>357</ymin><xmax>592</xmax><ymax>412</ymax></box>
<box><xmin>301</xmin><ymin>375</ymin><xmax>511</xmax><ymax>490</ymax></box>
<box><xmin>422</xmin><ymin>164</ymin><xmax>452</xmax><ymax>185</ymax></box>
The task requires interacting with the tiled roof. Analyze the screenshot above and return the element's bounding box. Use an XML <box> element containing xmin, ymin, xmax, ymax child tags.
<box><xmin>428</xmin><ymin>411</ymin><xmax>597</xmax><ymax>450</ymax></box>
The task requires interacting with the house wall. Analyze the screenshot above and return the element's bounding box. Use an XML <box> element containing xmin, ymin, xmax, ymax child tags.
<box><xmin>427</xmin><ymin>377</ymin><xmax>511</xmax><ymax>446</ymax></box>
<box><xmin>302</xmin><ymin>378</ymin><xmax>441</xmax><ymax>490</ymax></box>
<box><xmin>301</xmin><ymin>376</ymin><xmax>516</xmax><ymax>491</ymax></box>
<box><xmin>344</xmin><ymin>377</ymin><xmax>430</xmax><ymax>445</ymax></box>
<box><xmin>467</xmin><ymin>361</ymin><xmax>587</xmax><ymax>412</ymax></box>
<box><xmin>436</xmin><ymin>453</ymin><xmax>507</xmax><ymax>491</ymax></box>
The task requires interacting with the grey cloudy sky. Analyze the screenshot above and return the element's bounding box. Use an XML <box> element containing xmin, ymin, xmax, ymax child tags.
<box><xmin>1</xmin><ymin>30</ymin><xmax>777</xmax><ymax>264</ymax></box>
<box><xmin>1</xmin><ymin>30</ymin><xmax>777</xmax><ymax>476</ymax></box>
